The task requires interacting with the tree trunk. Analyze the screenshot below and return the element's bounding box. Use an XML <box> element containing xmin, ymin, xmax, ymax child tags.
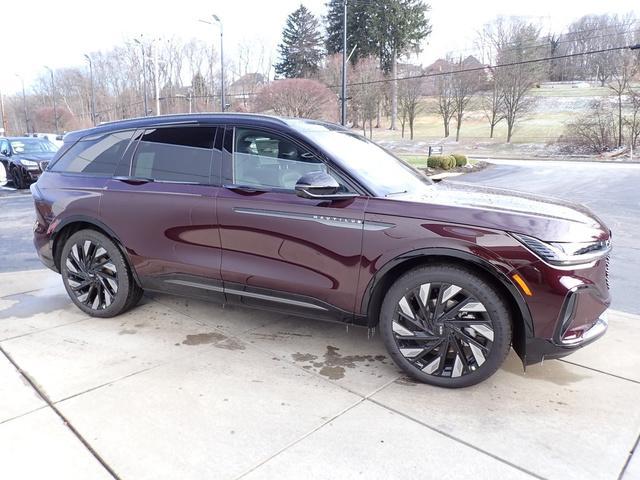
<box><xmin>369</xmin><ymin>118</ymin><xmax>373</xmax><ymax>139</ymax></box>
<box><xmin>410</xmin><ymin>118</ymin><xmax>414</xmax><ymax>140</ymax></box>
<box><xmin>401</xmin><ymin>121</ymin><xmax>405</xmax><ymax>138</ymax></box>
<box><xmin>507</xmin><ymin>120</ymin><xmax>514</xmax><ymax>143</ymax></box>
<box><xmin>489</xmin><ymin>121</ymin><xmax>495</xmax><ymax>139</ymax></box>
<box><xmin>455</xmin><ymin>113</ymin><xmax>462</xmax><ymax>142</ymax></box>
<box><xmin>618</xmin><ymin>93</ymin><xmax>623</xmax><ymax>147</ymax></box>
<box><xmin>376</xmin><ymin>103</ymin><xmax>381</xmax><ymax>129</ymax></box>
<box><xmin>443</xmin><ymin>118</ymin><xmax>449</xmax><ymax>137</ymax></box>
<box><xmin>390</xmin><ymin>51</ymin><xmax>398</xmax><ymax>130</ymax></box>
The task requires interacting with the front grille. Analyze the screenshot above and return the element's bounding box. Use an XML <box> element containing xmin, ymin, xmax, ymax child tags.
<box><xmin>605</xmin><ymin>255</ymin><xmax>611</xmax><ymax>290</ymax></box>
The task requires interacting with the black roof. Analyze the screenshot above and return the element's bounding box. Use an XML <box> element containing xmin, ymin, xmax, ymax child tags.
<box><xmin>63</xmin><ymin>113</ymin><xmax>349</xmax><ymax>143</ymax></box>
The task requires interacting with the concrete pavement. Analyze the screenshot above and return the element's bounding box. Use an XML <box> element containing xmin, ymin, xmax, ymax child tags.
<box><xmin>1</xmin><ymin>268</ymin><xmax>639</xmax><ymax>480</ymax></box>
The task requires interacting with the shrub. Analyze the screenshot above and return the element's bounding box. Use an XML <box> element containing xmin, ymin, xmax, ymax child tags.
<box><xmin>452</xmin><ymin>154</ymin><xmax>467</xmax><ymax>167</ymax></box>
<box><xmin>440</xmin><ymin>155</ymin><xmax>456</xmax><ymax>170</ymax></box>
<box><xmin>427</xmin><ymin>155</ymin><xmax>445</xmax><ymax>168</ymax></box>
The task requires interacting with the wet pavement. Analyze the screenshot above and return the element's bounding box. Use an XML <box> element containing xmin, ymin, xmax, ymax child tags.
<box><xmin>1</xmin><ymin>161</ymin><xmax>639</xmax><ymax>479</ymax></box>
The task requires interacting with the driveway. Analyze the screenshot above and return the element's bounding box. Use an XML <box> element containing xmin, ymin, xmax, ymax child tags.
<box><xmin>1</xmin><ymin>163</ymin><xmax>639</xmax><ymax>479</ymax></box>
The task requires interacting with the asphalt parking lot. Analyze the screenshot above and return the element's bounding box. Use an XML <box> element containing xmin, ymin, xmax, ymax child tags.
<box><xmin>1</xmin><ymin>161</ymin><xmax>639</xmax><ymax>480</ymax></box>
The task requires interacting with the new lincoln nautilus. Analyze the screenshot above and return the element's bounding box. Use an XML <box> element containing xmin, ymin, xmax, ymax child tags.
<box><xmin>31</xmin><ymin>114</ymin><xmax>611</xmax><ymax>387</ymax></box>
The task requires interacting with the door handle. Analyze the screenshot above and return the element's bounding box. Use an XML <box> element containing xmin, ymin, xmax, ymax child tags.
<box><xmin>224</xmin><ymin>184</ymin><xmax>270</xmax><ymax>193</ymax></box>
<box><xmin>113</xmin><ymin>176</ymin><xmax>154</xmax><ymax>185</ymax></box>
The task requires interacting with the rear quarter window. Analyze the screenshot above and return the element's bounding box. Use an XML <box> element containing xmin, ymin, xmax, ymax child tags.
<box><xmin>50</xmin><ymin>130</ymin><xmax>134</xmax><ymax>176</ymax></box>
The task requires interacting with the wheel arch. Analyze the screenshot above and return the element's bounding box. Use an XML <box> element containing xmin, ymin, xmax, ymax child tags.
<box><xmin>361</xmin><ymin>248</ymin><xmax>534</xmax><ymax>363</ymax></box>
<box><xmin>51</xmin><ymin>216</ymin><xmax>142</xmax><ymax>287</ymax></box>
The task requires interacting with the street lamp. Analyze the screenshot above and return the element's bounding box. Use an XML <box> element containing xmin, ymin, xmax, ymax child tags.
<box><xmin>84</xmin><ymin>54</ymin><xmax>97</xmax><ymax>126</ymax></box>
<box><xmin>134</xmin><ymin>37</ymin><xmax>149</xmax><ymax>116</ymax></box>
<box><xmin>14</xmin><ymin>74</ymin><xmax>29</xmax><ymax>134</ymax></box>
<box><xmin>199</xmin><ymin>14</ymin><xmax>225</xmax><ymax>112</ymax></box>
<box><xmin>44</xmin><ymin>66</ymin><xmax>59</xmax><ymax>134</ymax></box>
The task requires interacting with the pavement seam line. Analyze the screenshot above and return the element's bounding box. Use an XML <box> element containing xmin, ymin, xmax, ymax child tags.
<box><xmin>557</xmin><ymin>359</ymin><xmax>640</xmax><ymax>385</ymax></box>
<box><xmin>235</xmin><ymin>375</ymin><xmax>401</xmax><ymax>480</ymax></box>
<box><xmin>0</xmin><ymin>317</ymin><xmax>92</xmax><ymax>343</ymax></box>
<box><xmin>0</xmin><ymin>344</ymin><xmax>121</xmax><ymax>480</ymax></box>
<box><xmin>0</xmin><ymin>405</ymin><xmax>48</xmax><ymax>426</ymax></box>
<box><xmin>618</xmin><ymin>430</ymin><xmax>640</xmax><ymax>480</ymax></box>
<box><xmin>366</xmin><ymin>396</ymin><xmax>546</xmax><ymax>480</ymax></box>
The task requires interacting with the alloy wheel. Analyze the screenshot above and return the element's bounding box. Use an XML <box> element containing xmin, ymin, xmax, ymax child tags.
<box><xmin>392</xmin><ymin>282</ymin><xmax>494</xmax><ymax>378</ymax></box>
<box><xmin>65</xmin><ymin>240</ymin><xmax>119</xmax><ymax>310</ymax></box>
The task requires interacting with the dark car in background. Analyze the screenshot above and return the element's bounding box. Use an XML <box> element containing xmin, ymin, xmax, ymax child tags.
<box><xmin>30</xmin><ymin>114</ymin><xmax>611</xmax><ymax>387</ymax></box>
<box><xmin>0</xmin><ymin>136</ymin><xmax>59</xmax><ymax>189</ymax></box>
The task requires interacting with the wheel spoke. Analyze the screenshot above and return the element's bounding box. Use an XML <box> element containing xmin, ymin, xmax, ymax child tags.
<box><xmin>449</xmin><ymin>326</ymin><xmax>490</xmax><ymax>353</ymax></box>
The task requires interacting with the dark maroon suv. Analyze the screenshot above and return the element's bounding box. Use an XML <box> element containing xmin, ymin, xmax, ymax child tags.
<box><xmin>31</xmin><ymin>114</ymin><xmax>611</xmax><ymax>387</ymax></box>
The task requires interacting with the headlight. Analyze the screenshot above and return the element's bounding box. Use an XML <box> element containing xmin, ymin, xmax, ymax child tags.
<box><xmin>20</xmin><ymin>159</ymin><xmax>39</xmax><ymax>167</ymax></box>
<box><xmin>511</xmin><ymin>233</ymin><xmax>611</xmax><ymax>266</ymax></box>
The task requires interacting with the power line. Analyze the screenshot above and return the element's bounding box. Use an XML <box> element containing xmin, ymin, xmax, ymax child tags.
<box><xmin>334</xmin><ymin>43</ymin><xmax>640</xmax><ymax>88</ymax></box>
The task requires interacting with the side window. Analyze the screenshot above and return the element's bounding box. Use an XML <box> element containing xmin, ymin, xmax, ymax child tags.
<box><xmin>132</xmin><ymin>127</ymin><xmax>217</xmax><ymax>183</ymax></box>
<box><xmin>50</xmin><ymin>131</ymin><xmax>134</xmax><ymax>175</ymax></box>
<box><xmin>0</xmin><ymin>140</ymin><xmax>9</xmax><ymax>155</ymax></box>
<box><xmin>233</xmin><ymin>128</ymin><xmax>326</xmax><ymax>190</ymax></box>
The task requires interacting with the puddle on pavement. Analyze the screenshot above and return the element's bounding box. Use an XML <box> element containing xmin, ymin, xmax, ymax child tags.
<box><xmin>291</xmin><ymin>345</ymin><xmax>389</xmax><ymax>380</ymax></box>
<box><xmin>181</xmin><ymin>332</ymin><xmax>246</xmax><ymax>351</ymax></box>
<box><xmin>182</xmin><ymin>332</ymin><xmax>227</xmax><ymax>345</ymax></box>
<box><xmin>0</xmin><ymin>292</ymin><xmax>71</xmax><ymax>319</ymax></box>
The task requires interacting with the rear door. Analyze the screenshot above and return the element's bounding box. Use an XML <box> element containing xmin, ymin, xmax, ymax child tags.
<box><xmin>100</xmin><ymin>125</ymin><xmax>224</xmax><ymax>301</ymax></box>
<box><xmin>217</xmin><ymin>126</ymin><xmax>367</xmax><ymax>320</ymax></box>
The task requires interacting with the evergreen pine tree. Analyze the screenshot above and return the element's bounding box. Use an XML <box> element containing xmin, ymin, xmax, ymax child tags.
<box><xmin>275</xmin><ymin>5</ymin><xmax>325</xmax><ymax>78</ymax></box>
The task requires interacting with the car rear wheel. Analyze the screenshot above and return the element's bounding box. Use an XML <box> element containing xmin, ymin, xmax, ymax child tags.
<box><xmin>60</xmin><ymin>229</ymin><xmax>143</xmax><ymax>317</ymax></box>
<box><xmin>11</xmin><ymin>167</ymin><xmax>26</xmax><ymax>189</ymax></box>
<box><xmin>380</xmin><ymin>264</ymin><xmax>512</xmax><ymax>388</ymax></box>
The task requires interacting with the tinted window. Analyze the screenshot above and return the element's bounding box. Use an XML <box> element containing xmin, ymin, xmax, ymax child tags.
<box><xmin>233</xmin><ymin>128</ymin><xmax>326</xmax><ymax>190</ymax></box>
<box><xmin>132</xmin><ymin>127</ymin><xmax>216</xmax><ymax>183</ymax></box>
<box><xmin>50</xmin><ymin>131</ymin><xmax>133</xmax><ymax>175</ymax></box>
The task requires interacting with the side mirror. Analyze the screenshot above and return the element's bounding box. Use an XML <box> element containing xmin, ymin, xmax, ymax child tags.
<box><xmin>295</xmin><ymin>171</ymin><xmax>358</xmax><ymax>201</ymax></box>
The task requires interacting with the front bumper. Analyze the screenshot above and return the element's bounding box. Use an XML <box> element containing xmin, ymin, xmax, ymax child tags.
<box><xmin>524</xmin><ymin>312</ymin><xmax>608</xmax><ymax>365</ymax></box>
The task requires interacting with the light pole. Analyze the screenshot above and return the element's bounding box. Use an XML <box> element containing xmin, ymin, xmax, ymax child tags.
<box><xmin>44</xmin><ymin>66</ymin><xmax>59</xmax><ymax>134</ymax></box>
<box><xmin>0</xmin><ymin>88</ymin><xmax>7</xmax><ymax>135</ymax></box>
<box><xmin>134</xmin><ymin>37</ymin><xmax>149</xmax><ymax>116</ymax></box>
<box><xmin>200</xmin><ymin>15</ymin><xmax>225</xmax><ymax>112</ymax></box>
<box><xmin>153</xmin><ymin>39</ymin><xmax>161</xmax><ymax>115</ymax></box>
<box><xmin>84</xmin><ymin>54</ymin><xmax>97</xmax><ymax>126</ymax></box>
<box><xmin>341</xmin><ymin>0</ymin><xmax>348</xmax><ymax>126</ymax></box>
<box><xmin>15</xmin><ymin>74</ymin><xmax>29</xmax><ymax>134</ymax></box>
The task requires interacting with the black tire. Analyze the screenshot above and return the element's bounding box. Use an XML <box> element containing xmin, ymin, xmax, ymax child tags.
<box><xmin>60</xmin><ymin>229</ymin><xmax>143</xmax><ymax>317</ymax></box>
<box><xmin>11</xmin><ymin>167</ymin><xmax>26</xmax><ymax>189</ymax></box>
<box><xmin>380</xmin><ymin>264</ymin><xmax>512</xmax><ymax>388</ymax></box>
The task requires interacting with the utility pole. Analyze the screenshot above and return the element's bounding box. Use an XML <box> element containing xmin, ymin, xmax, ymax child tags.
<box><xmin>44</xmin><ymin>66</ymin><xmax>59</xmax><ymax>134</ymax></box>
<box><xmin>134</xmin><ymin>37</ymin><xmax>149</xmax><ymax>116</ymax></box>
<box><xmin>15</xmin><ymin>74</ymin><xmax>29</xmax><ymax>134</ymax></box>
<box><xmin>84</xmin><ymin>54</ymin><xmax>97</xmax><ymax>126</ymax></box>
<box><xmin>0</xmin><ymin>88</ymin><xmax>7</xmax><ymax>135</ymax></box>
<box><xmin>200</xmin><ymin>15</ymin><xmax>225</xmax><ymax>112</ymax></box>
<box><xmin>153</xmin><ymin>39</ymin><xmax>161</xmax><ymax>115</ymax></box>
<box><xmin>341</xmin><ymin>0</ymin><xmax>348</xmax><ymax>126</ymax></box>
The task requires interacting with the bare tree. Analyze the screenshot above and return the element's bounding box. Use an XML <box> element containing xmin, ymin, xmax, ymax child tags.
<box><xmin>434</xmin><ymin>58</ymin><xmax>455</xmax><ymax>137</ymax></box>
<box><xmin>483</xmin><ymin>17</ymin><xmax>543</xmax><ymax>142</ymax></box>
<box><xmin>607</xmin><ymin>50</ymin><xmax>638</xmax><ymax>147</ymax></box>
<box><xmin>451</xmin><ymin>57</ymin><xmax>482</xmax><ymax>141</ymax></box>
<box><xmin>566</xmin><ymin>100</ymin><xmax>616</xmax><ymax>153</ymax></box>
<box><xmin>351</xmin><ymin>57</ymin><xmax>384</xmax><ymax>138</ymax></box>
<box><xmin>397</xmin><ymin>70</ymin><xmax>423</xmax><ymax>139</ymax></box>
<box><xmin>254</xmin><ymin>78</ymin><xmax>336</xmax><ymax>119</ymax></box>
<box><xmin>626</xmin><ymin>88</ymin><xmax>640</xmax><ymax>151</ymax></box>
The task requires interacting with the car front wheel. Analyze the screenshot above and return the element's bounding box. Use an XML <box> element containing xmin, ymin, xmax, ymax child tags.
<box><xmin>60</xmin><ymin>229</ymin><xmax>143</xmax><ymax>317</ymax></box>
<box><xmin>380</xmin><ymin>264</ymin><xmax>512</xmax><ymax>388</ymax></box>
<box><xmin>11</xmin><ymin>167</ymin><xmax>26</xmax><ymax>189</ymax></box>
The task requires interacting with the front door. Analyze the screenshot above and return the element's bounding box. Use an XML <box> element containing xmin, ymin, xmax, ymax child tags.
<box><xmin>100</xmin><ymin>125</ymin><xmax>224</xmax><ymax>302</ymax></box>
<box><xmin>217</xmin><ymin>126</ymin><xmax>367</xmax><ymax>320</ymax></box>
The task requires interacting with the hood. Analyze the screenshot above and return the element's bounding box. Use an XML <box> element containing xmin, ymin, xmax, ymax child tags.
<box><xmin>14</xmin><ymin>152</ymin><xmax>56</xmax><ymax>162</ymax></box>
<box><xmin>385</xmin><ymin>181</ymin><xmax>609</xmax><ymax>243</ymax></box>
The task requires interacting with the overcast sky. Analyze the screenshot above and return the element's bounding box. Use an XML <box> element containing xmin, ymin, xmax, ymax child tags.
<box><xmin>1</xmin><ymin>0</ymin><xmax>637</xmax><ymax>94</ymax></box>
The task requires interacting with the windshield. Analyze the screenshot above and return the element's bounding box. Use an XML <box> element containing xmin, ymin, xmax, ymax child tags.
<box><xmin>302</xmin><ymin>128</ymin><xmax>431</xmax><ymax>197</ymax></box>
<box><xmin>10</xmin><ymin>139</ymin><xmax>59</xmax><ymax>154</ymax></box>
